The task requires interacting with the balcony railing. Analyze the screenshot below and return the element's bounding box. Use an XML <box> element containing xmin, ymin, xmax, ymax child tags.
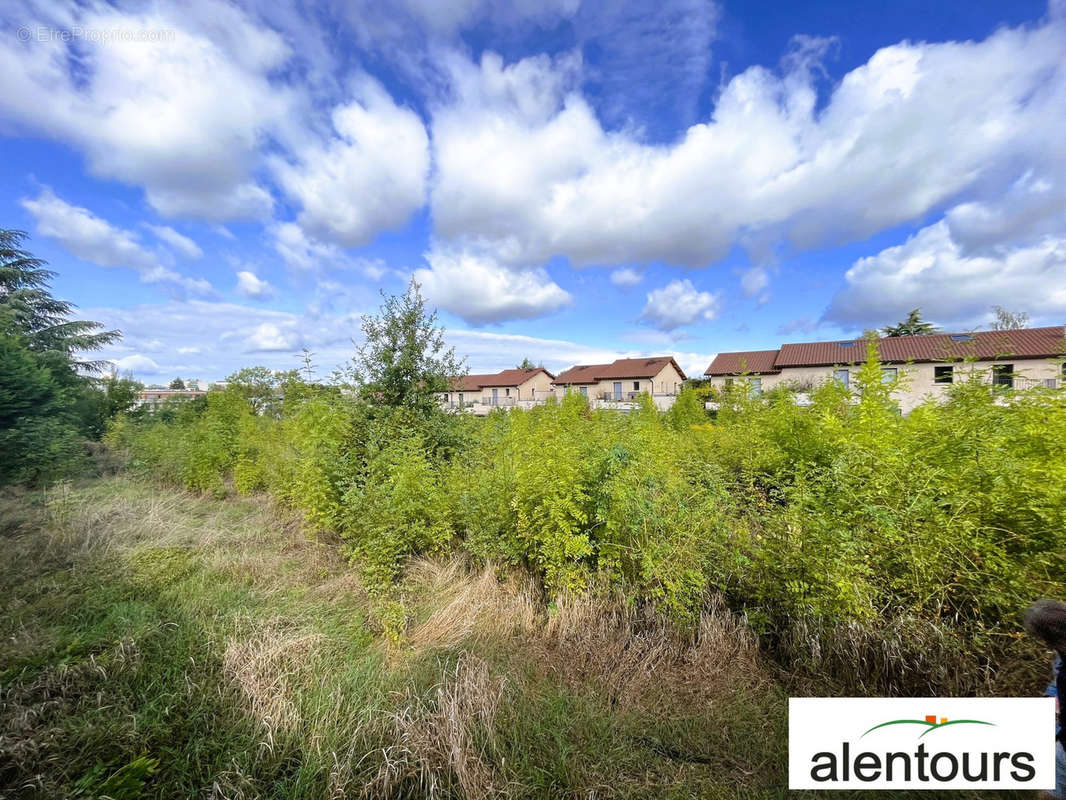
<box><xmin>481</xmin><ymin>395</ymin><xmax>516</xmax><ymax>406</ymax></box>
<box><xmin>599</xmin><ymin>391</ymin><xmax>643</xmax><ymax>401</ymax></box>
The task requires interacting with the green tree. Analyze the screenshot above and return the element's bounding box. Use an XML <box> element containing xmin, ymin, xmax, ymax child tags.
<box><xmin>1</xmin><ymin>229</ymin><xmax>119</xmax><ymax>369</ymax></box>
<box><xmin>516</xmin><ymin>357</ymin><xmax>540</xmax><ymax>369</ymax></box>
<box><xmin>349</xmin><ymin>280</ymin><xmax>465</xmax><ymax>415</ymax></box>
<box><xmin>169</xmin><ymin>377</ymin><xmax>186</xmax><ymax>390</ymax></box>
<box><xmin>0</xmin><ymin>230</ymin><xmax>121</xmax><ymax>483</ymax></box>
<box><xmin>990</xmin><ymin>305</ymin><xmax>1029</xmax><ymax>331</ymax></box>
<box><xmin>882</xmin><ymin>308</ymin><xmax>939</xmax><ymax>337</ymax></box>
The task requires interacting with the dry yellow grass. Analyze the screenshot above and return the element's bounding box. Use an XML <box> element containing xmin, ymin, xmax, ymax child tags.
<box><xmin>366</xmin><ymin>652</ymin><xmax>508</xmax><ymax>800</ymax></box>
<box><xmin>535</xmin><ymin>591</ymin><xmax>769</xmax><ymax>711</ymax></box>
<box><xmin>408</xmin><ymin>559</ymin><xmax>539</xmax><ymax>651</ymax></box>
<box><xmin>223</xmin><ymin>618</ymin><xmax>326</xmax><ymax>740</ymax></box>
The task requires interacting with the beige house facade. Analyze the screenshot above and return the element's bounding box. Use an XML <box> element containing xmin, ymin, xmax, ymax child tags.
<box><xmin>442</xmin><ymin>368</ymin><xmax>555</xmax><ymax>414</ymax></box>
<box><xmin>552</xmin><ymin>357</ymin><xmax>687</xmax><ymax>410</ymax></box>
<box><xmin>704</xmin><ymin>326</ymin><xmax>1065</xmax><ymax>414</ymax></box>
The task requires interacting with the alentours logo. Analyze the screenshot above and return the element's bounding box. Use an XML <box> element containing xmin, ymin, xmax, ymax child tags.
<box><xmin>789</xmin><ymin>698</ymin><xmax>1056</xmax><ymax>790</ymax></box>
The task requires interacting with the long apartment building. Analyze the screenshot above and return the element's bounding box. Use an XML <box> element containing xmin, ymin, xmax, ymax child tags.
<box><xmin>704</xmin><ymin>325</ymin><xmax>1065</xmax><ymax>413</ymax></box>
<box><xmin>441</xmin><ymin>357</ymin><xmax>687</xmax><ymax>414</ymax></box>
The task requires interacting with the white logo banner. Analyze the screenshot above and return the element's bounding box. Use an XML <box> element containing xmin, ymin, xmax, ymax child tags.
<box><xmin>789</xmin><ymin>697</ymin><xmax>1056</xmax><ymax>790</ymax></box>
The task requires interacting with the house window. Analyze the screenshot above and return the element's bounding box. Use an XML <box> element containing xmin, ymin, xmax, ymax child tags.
<box><xmin>834</xmin><ymin>369</ymin><xmax>849</xmax><ymax>388</ymax></box>
<box><xmin>750</xmin><ymin>377</ymin><xmax>762</xmax><ymax>396</ymax></box>
<box><xmin>633</xmin><ymin>381</ymin><xmax>640</xmax><ymax>391</ymax></box>
<box><xmin>505</xmin><ymin>388</ymin><xmax>510</xmax><ymax>396</ymax></box>
<box><xmin>992</xmin><ymin>364</ymin><xmax>1014</xmax><ymax>388</ymax></box>
<box><xmin>613</xmin><ymin>381</ymin><xmax>623</xmax><ymax>400</ymax></box>
<box><xmin>724</xmin><ymin>377</ymin><xmax>734</xmax><ymax>388</ymax></box>
<box><xmin>881</xmin><ymin>367</ymin><xmax>897</xmax><ymax>383</ymax></box>
<box><xmin>579</xmin><ymin>386</ymin><xmax>587</xmax><ymax>397</ymax></box>
<box><xmin>934</xmin><ymin>366</ymin><xmax>953</xmax><ymax>384</ymax></box>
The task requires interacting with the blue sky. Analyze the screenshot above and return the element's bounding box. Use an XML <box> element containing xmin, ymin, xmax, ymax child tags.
<box><xmin>1</xmin><ymin>0</ymin><xmax>1064</xmax><ymax>383</ymax></box>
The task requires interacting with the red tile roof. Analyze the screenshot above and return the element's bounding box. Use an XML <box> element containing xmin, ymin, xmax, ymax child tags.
<box><xmin>553</xmin><ymin>363</ymin><xmax>610</xmax><ymax>384</ymax></box>
<box><xmin>703</xmin><ymin>326</ymin><xmax>1065</xmax><ymax>375</ymax></box>
<box><xmin>451</xmin><ymin>373</ymin><xmax>496</xmax><ymax>391</ymax></box>
<box><xmin>776</xmin><ymin>326</ymin><xmax>1065</xmax><ymax>367</ymax></box>
<box><xmin>554</xmin><ymin>357</ymin><xmax>687</xmax><ymax>384</ymax></box>
<box><xmin>478</xmin><ymin>368</ymin><xmax>554</xmax><ymax>387</ymax></box>
<box><xmin>450</xmin><ymin>368</ymin><xmax>554</xmax><ymax>391</ymax></box>
<box><xmin>704</xmin><ymin>350</ymin><xmax>781</xmax><ymax>376</ymax></box>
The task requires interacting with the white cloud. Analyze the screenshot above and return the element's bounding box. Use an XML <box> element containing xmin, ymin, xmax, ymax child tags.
<box><xmin>414</xmin><ymin>249</ymin><xmax>571</xmax><ymax>325</ymax></box>
<box><xmin>825</xmin><ymin>220</ymin><xmax>1066</xmax><ymax>328</ymax></box>
<box><xmin>271</xmin><ymin>222</ymin><xmax>344</xmax><ymax>272</ymax></box>
<box><xmin>236</xmin><ymin>270</ymin><xmax>276</xmax><ymax>300</ymax></box>
<box><xmin>0</xmin><ymin>0</ymin><xmax>290</xmax><ymax>220</ymax></box>
<box><xmin>272</xmin><ymin>76</ymin><xmax>430</xmax><ymax>247</ymax></box>
<box><xmin>429</xmin><ymin>17</ymin><xmax>1066</xmax><ymax>268</ymax></box>
<box><xmin>21</xmin><ymin>188</ymin><xmax>213</xmax><ymax>296</ymax></box>
<box><xmin>143</xmin><ymin>224</ymin><xmax>203</xmax><ymax>259</ymax></box>
<box><xmin>740</xmin><ymin>266</ymin><xmax>769</xmax><ymax>297</ymax></box>
<box><xmin>943</xmin><ymin>170</ymin><xmax>1066</xmax><ymax>257</ymax></box>
<box><xmin>610</xmin><ymin>267</ymin><xmax>643</xmax><ymax>288</ymax></box>
<box><xmin>245</xmin><ymin>322</ymin><xmax>299</xmax><ymax>352</ymax></box>
<box><xmin>113</xmin><ymin>354</ymin><xmax>161</xmax><ymax>374</ymax></box>
<box><xmin>640</xmin><ymin>279</ymin><xmax>720</xmax><ymax>331</ymax></box>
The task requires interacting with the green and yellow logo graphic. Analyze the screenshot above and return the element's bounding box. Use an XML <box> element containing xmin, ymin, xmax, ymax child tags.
<box><xmin>862</xmin><ymin>714</ymin><xmax>995</xmax><ymax>739</ymax></box>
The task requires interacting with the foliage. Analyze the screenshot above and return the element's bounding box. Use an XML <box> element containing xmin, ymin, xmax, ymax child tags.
<box><xmin>990</xmin><ymin>305</ymin><xmax>1030</xmax><ymax>330</ymax></box>
<box><xmin>1</xmin><ymin>229</ymin><xmax>119</xmax><ymax>369</ymax></box>
<box><xmin>0</xmin><ymin>230</ymin><xmax>129</xmax><ymax>484</ymax></box>
<box><xmin>881</xmin><ymin>307</ymin><xmax>939</xmax><ymax>336</ymax></box>
<box><xmin>169</xmin><ymin>376</ymin><xmax>186</xmax><ymax>389</ymax></box>
<box><xmin>347</xmin><ymin>279</ymin><xmax>465</xmax><ymax>416</ymax></box>
<box><xmin>107</xmin><ymin>288</ymin><xmax>1065</xmax><ymax>638</ymax></box>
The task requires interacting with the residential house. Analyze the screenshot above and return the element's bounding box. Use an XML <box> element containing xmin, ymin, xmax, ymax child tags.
<box><xmin>134</xmin><ymin>387</ymin><xmax>208</xmax><ymax>410</ymax></box>
<box><xmin>704</xmin><ymin>325</ymin><xmax>1065</xmax><ymax>413</ymax></box>
<box><xmin>441</xmin><ymin>368</ymin><xmax>555</xmax><ymax>414</ymax></box>
<box><xmin>552</xmin><ymin>357</ymin><xmax>687</xmax><ymax>410</ymax></box>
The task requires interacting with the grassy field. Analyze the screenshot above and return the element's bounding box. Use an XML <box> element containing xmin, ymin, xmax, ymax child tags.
<box><xmin>0</xmin><ymin>476</ymin><xmax>1041</xmax><ymax>799</ymax></box>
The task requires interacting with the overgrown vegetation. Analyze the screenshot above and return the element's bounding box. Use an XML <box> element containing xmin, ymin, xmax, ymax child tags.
<box><xmin>108</xmin><ymin>323</ymin><xmax>1065</xmax><ymax>637</ymax></box>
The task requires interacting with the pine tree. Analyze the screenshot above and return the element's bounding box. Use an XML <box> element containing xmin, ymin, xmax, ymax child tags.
<box><xmin>0</xmin><ymin>229</ymin><xmax>119</xmax><ymax>370</ymax></box>
<box><xmin>881</xmin><ymin>308</ymin><xmax>939</xmax><ymax>337</ymax></box>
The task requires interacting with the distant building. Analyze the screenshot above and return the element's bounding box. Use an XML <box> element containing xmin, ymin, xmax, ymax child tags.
<box><xmin>704</xmin><ymin>325</ymin><xmax>1065</xmax><ymax>413</ymax></box>
<box><xmin>552</xmin><ymin>357</ymin><xmax>687</xmax><ymax>410</ymax></box>
<box><xmin>134</xmin><ymin>387</ymin><xmax>208</xmax><ymax>410</ymax></box>
<box><xmin>441</xmin><ymin>368</ymin><xmax>555</xmax><ymax>414</ymax></box>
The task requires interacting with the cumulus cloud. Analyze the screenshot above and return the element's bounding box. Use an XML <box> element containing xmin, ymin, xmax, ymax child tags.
<box><xmin>21</xmin><ymin>188</ymin><xmax>213</xmax><ymax>296</ymax></box>
<box><xmin>272</xmin><ymin>76</ymin><xmax>430</xmax><ymax>247</ymax></box>
<box><xmin>0</xmin><ymin>0</ymin><xmax>290</xmax><ymax>220</ymax></box>
<box><xmin>825</xmin><ymin>220</ymin><xmax>1066</xmax><ymax>328</ymax></box>
<box><xmin>113</xmin><ymin>354</ymin><xmax>161</xmax><ymax>374</ymax></box>
<box><xmin>236</xmin><ymin>270</ymin><xmax>276</xmax><ymax>300</ymax></box>
<box><xmin>610</xmin><ymin>267</ymin><xmax>643</xmax><ymax>288</ymax></box>
<box><xmin>143</xmin><ymin>224</ymin><xmax>203</xmax><ymax>259</ymax></box>
<box><xmin>414</xmin><ymin>249</ymin><xmax>571</xmax><ymax>325</ymax></box>
<box><xmin>271</xmin><ymin>222</ymin><xmax>344</xmax><ymax>272</ymax></box>
<box><xmin>245</xmin><ymin>322</ymin><xmax>299</xmax><ymax>352</ymax></box>
<box><xmin>640</xmin><ymin>279</ymin><xmax>720</xmax><ymax>331</ymax></box>
<box><xmin>429</xmin><ymin>17</ymin><xmax>1066</xmax><ymax>269</ymax></box>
